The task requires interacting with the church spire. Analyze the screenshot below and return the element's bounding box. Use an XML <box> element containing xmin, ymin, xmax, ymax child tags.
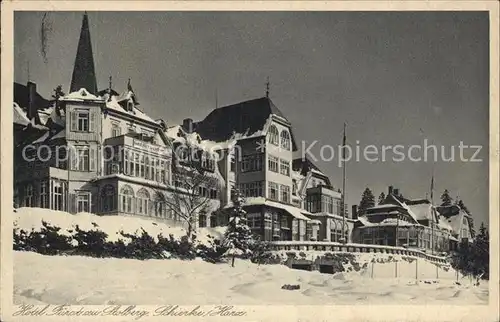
<box><xmin>70</xmin><ymin>12</ymin><xmax>98</xmax><ymax>94</ymax></box>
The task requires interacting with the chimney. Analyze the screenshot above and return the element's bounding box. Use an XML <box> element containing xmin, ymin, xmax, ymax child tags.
<box><xmin>388</xmin><ymin>185</ymin><xmax>394</xmax><ymax>195</ymax></box>
<box><xmin>27</xmin><ymin>81</ymin><xmax>38</xmax><ymax>123</ymax></box>
<box><xmin>183</xmin><ymin>118</ymin><xmax>194</xmax><ymax>133</ymax></box>
<box><xmin>351</xmin><ymin>205</ymin><xmax>358</xmax><ymax>220</ymax></box>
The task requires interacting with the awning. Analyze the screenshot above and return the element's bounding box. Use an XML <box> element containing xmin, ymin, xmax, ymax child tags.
<box><xmin>448</xmin><ymin>235</ymin><xmax>459</xmax><ymax>242</ymax></box>
<box><xmin>266</xmin><ymin>200</ymin><xmax>311</xmax><ymax>221</ymax></box>
<box><xmin>307</xmin><ymin>219</ymin><xmax>322</xmax><ymax>225</ymax></box>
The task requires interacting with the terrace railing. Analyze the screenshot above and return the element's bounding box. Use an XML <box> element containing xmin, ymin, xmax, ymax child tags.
<box><xmin>269</xmin><ymin>241</ymin><xmax>449</xmax><ymax>264</ymax></box>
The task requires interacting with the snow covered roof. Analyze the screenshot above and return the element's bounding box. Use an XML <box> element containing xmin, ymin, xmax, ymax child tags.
<box><xmin>195</xmin><ymin>97</ymin><xmax>291</xmax><ymax>144</ymax></box>
<box><xmin>105</xmin><ymin>95</ymin><xmax>157</xmax><ymax>124</ymax></box>
<box><xmin>406</xmin><ymin>202</ymin><xmax>436</xmax><ymax>222</ymax></box>
<box><xmin>446</xmin><ymin>210</ymin><xmax>468</xmax><ymax>235</ymax></box>
<box><xmin>63</xmin><ymin>88</ymin><xmax>102</xmax><ymax>102</ymax></box>
<box><xmin>166</xmin><ymin>125</ymin><xmax>227</xmax><ymax>156</ymax></box>
<box><xmin>437</xmin><ymin>217</ymin><xmax>453</xmax><ymax>232</ymax></box>
<box><xmin>13</xmin><ymin>103</ymin><xmax>30</xmax><ymax>126</ymax></box>
<box><xmin>32</xmin><ymin>132</ymin><xmax>50</xmax><ymax>144</ymax></box>
<box><xmin>224</xmin><ymin>197</ymin><xmax>310</xmax><ymax>221</ymax></box>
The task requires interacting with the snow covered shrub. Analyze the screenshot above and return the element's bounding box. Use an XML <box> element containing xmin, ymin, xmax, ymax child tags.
<box><xmin>13</xmin><ymin>228</ymin><xmax>30</xmax><ymax>251</ymax></box>
<box><xmin>120</xmin><ymin>229</ymin><xmax>163</xmax><ymax>260</ymax></box>
<box><xmin>249</xmin><ymin>240</ymin><xmax>281</xmax><ymax>265</ymax></box>
<box><xmin>72</xmin><ymin>225</ymin><xmax>116</xmax><ymax>258</ymax></box>
<box><xmin>22</xmin><ymin>221</ymin><xmax>73</xmax><ymax>255</ymax></box>
<box><xmin>196</xmin><ymin>235</ymin><xmax>228</xmax><ymax>263</ymax></box>
<box><xmin>157</xmin><ymin>234</ymin><xmax>196</xmax><ymax>260</ymax></box>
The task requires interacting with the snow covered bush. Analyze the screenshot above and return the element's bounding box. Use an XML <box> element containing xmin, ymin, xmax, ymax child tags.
<box><xmin>157</xmin><ymin>234</ymin><xmax>197</xmax><ymax>260</ymax></box>
<box><xmin>249</xmin><ymin>240</ymin><xmax>281</xmax><ymax>265</ymax></box>
<box><xmin>196</xmin><ymin>235</ymin><xmax>228</xmax><ymax>263</ymax></box>
<box><xmin>14</xmin><ymin>221</ymin><xmax>73</xmax><ymax>255</ymax></box>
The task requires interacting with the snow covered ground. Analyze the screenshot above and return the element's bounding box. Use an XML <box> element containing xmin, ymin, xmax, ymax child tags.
<box><xmin>14</xmin><ymin>251</ymin><xmax>488</xmax><ymax>305</ymax></box>
<box><xmin>13</xmin><ymin>207</ymin><xmax>489</xmax><ymax>305</ymax></box>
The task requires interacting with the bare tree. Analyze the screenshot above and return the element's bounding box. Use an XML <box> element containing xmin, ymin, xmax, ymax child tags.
<box><xmin>163</xmin><ymin>133</ymin><xmax>222</xmax><ymax>241</ymax></box>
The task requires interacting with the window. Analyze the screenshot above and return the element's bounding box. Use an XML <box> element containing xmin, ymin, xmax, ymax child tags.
<box><xmin>210</xmin><ymin>216</ymin><xmax>217</xmax><ymax>227</ymax></box>
<box><xmin>24</xmin><ymin>184</ymin><xmax>33</xmax><ymax>207</ymax></box>
<box><xmin>137</xmin><ymin>188</ymin><xmax>150</xmax><ymax>215</ymax></box>
<box><xmin>101</xmin><ymin>185</ymin><xmax>115</xmax><ymax>212</ymax></box>
<box><xmin>280</xmin><ymin>159</ymin><xmax>290</xmax><ymax>176</ymax></box>
<box><xmin>111</xmin><ymin>123</ymin><xmax>121</xmax><ymax>137</ymax></box>
<box><xmin>40</xmin><ymin>181</ymin><xmax>48</xmax><ymax>208</ymax></box>
<box><xmin>120</xmin><ymin>185</ymin><xmax>134</xmax><ymax>213</ymax></box>
<box><xmin>71</xmin><ymin>109</ymin><xmax>92</xmax><ymax>132</ymax></box>
<box><xmin>52</xmin><ymin>181</ymin><xmax>64</xmax><ymax>211</ymax></box>
<box><xmin>280</xmin><ymin>130</ymin><xmax>291</xmax><ymax>150</ymax></box>
<box><xmin>268</xmin><ymin>125</ymin><xmax>279</xmax><ymax>145</ymax></box>
<box><xmin>268</xmin><ymin>182</ymin><xmax>279</xmax><ymax>201</ymax></box>
<box><xmin>241</xmin><ymin>154</ymin><xmax>263</xmax><ymax>172</ymax></box>
<box><xmin>280</xmin><ymin>185</ymin><xmax>290</xmax><ymax>203</ymax></box>
<box><xmin>247</xmin><ymin>213</ymin><xmax>262</xmax><ymax>229</ymax></box>
<box><xmin>153</xmin><ymin>192</ymin><xmax>166</xmax><ymax>218</ymax></box>
<box><xmin>210</xmin><ymin>189</ymin><xmax>218</xmax><ymax>199</ymax></box>
<box><xmin>127</xmin><ymin>100</ymin><xmax>134</xmax><ymax>112</ymax></box>
<box><xmin>72</xmin><ymin>146</ymin><xmax>95</xmax><ymax>172</ymax></box>
<box><xmin>199</xmin><ymin>214</ymin><xmax>207</xmax><ymax>228</ymax></box>
<box><xmin>268</xmin><ymin>155</ymin><xmax>279</xmax><ymax>173</ymax></box>
<box><xmin>200</xmin><ymin>152</ymin><xmax>215</xmax><ymax>171</ymax></box>
<box><xmin>292</xmin><ymin>179</ymin><xmax>298</xmax><ymax>195</ymax></box>
<box><xmin>240</xmin><ymin>182</ymin><xmax>263</xmax><ymax>197</ymax></box>
<box><xmin>230</xmin><ymin>150</ymin><xmax>236</xmax><ymax>172</ymax></box>
<box><xmin>322</xmin><ymin>196</ymin><xmax>334</xmax><ymax>214</ymax></box>
<box><xmin>76</xmin><ymin>192</ymin><xmax>91</xmax><ymax>213</ymax></box>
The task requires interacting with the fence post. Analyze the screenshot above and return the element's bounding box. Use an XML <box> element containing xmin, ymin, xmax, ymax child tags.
<box><xmin>395</xmin><ymin>260</ymin><xmax>398</xmax><ymax>279</ymax></box>
<box><xmin>415</xmin><ymin>258</ymin><xmax>418</xmax><ymax>283</ymax></box>
<box><xmin>371</xmin><ymin>262</ymin><xmax>374</xmax><ymax>279</ymax></box>
<box><xmin>436</xmin><ymin>264</ymin><xmax>439</xmax><ymax>280</ymax></box>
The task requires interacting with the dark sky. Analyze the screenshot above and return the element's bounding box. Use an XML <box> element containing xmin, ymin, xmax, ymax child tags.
<box><xmin>14</xmin><ymin>11</ymin><xmax>489</xmax><ymax>226</ymax></box>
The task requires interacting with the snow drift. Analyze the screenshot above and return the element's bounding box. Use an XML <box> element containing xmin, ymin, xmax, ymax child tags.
<box><xmin>13</xmin><ymin>207</ymin><xmax>225</xmax><ymax>245</ymax></box>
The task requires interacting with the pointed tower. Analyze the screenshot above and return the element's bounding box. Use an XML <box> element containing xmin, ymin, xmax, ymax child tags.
<box><xmin>70</xmin><ymin>13</ymin><xmax>98</xmax><ymax>94</ymax></box>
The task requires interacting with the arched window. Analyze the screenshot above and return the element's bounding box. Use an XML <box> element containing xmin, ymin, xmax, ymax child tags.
<box><xmin>120</xmin><ymin>185</ymin><xmax>134</xmax><ymax>213</ymax></box>
<box><xmin>268</xmin><ymin>125</ymin><xmax>279</xmax><ymax>145</ymax></box>
<box><xmin>101</xmin><ymin>185</ymin><xmax>116</xmax><ymax>212</ymax></box>
<box><xmin>137</xmin><ymin>188</ymin><xmax>150</xmax><ymax>215</ymax></box>
<box><xmin>280</xmin><ymin>130</ymin><xmax>291</xmax><ymax>150</ymax></box>
<box><xmin>199</xmin><ymin>214</ymin><xmax>207</xmax><ymax>228</ymax></box>
<box><xmin>153</xmin><ymin>192</ymin><xmax>166</xmax><ymax>218</ymax></box>
<box><xmin>330</xmin><ymin>220</ymin><xmax>338</xmax><ymax>242</ymax></box>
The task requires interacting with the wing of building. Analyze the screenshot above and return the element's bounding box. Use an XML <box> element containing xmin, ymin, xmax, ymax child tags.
<box><xmin>351</xmin><ymin>185</ymin><xmax>474</xmax><ymax>253</ymax></box>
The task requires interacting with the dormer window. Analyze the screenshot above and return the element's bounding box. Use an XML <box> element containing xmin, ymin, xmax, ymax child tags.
<box><xmin>127</xmin><ymin>100</ymin><xmax>134</xmax><ymax>112</ymax></box>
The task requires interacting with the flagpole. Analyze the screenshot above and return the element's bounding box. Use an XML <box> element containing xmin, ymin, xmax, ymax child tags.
<box><xmin>341</xmin><ymin>122</ymin><xmax>347</xmax><ymax>244</ymax></box>
<box><xmin>430</xmin><ymin>169</ymin><xmax>435</xmax><ymax>255</ymax></box>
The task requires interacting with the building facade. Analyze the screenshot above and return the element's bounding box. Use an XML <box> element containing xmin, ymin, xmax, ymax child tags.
<box><xmin>351</xmin><ymin>186</ymin><xmax>473</xmax><ymax>253</ymax></box>
<box><xmin>13</xmin><ymin>13</ymin><xmax>353</xmax><ymax>242</ymax></box>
